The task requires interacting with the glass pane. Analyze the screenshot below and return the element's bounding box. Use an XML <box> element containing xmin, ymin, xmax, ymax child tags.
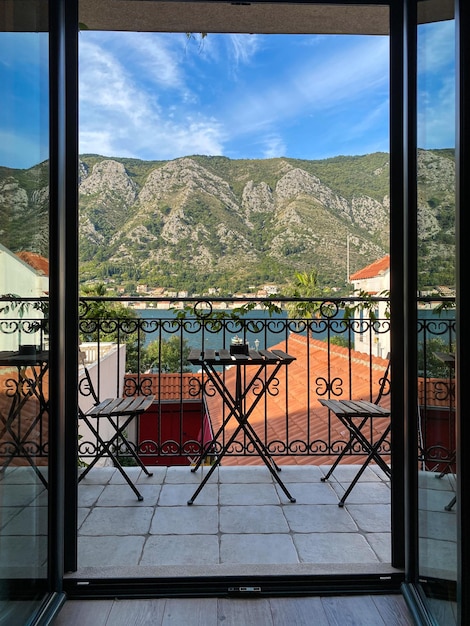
<box><xmin>416</xmin><ymin>3</ymin><xmax>457</xmax><ymax>622</ymax></box>
<box><xmin>0</xmin><ymin>1</ymin><xmax>49</xmax><ymax>618</ymax></box>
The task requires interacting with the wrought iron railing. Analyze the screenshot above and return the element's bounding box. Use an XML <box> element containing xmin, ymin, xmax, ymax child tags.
<box><xmin>0</xmin><ymin>295</ymin><xmax>456</xmax><ymax>470</ymax></box>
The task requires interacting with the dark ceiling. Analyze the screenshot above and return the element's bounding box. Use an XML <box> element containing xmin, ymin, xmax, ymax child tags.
<box><xmin>1</xmin><ymin>1</ymin><xmax>454</xmax><ymax>34</ymax></box>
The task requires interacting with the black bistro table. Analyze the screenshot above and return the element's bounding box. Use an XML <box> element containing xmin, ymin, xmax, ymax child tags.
<box><xmin>187</xmin><ymin>347</ymin><xmax>297</xmax><ymax>505</ymax></box>
<box><xmin>0</xmin><ymin>349</ymin><xmax>49</xmax><ymax>486</ymax></box>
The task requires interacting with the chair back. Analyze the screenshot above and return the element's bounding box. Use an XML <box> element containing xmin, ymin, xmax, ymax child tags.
<box><xmin>374</xmin><ymin>352</ymin><xmax>391</xmax><ymax>405</ymax></box>
<box><xmin>78</xmin><ymin>350</ymin><xmax>100</xmax><ymax>406</ymax></box>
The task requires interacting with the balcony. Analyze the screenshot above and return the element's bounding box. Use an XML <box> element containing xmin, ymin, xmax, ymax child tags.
<box><xmin>0</xmin><ymin>295</ymin><xmax>456</xmax><ymax>580</ymax></box>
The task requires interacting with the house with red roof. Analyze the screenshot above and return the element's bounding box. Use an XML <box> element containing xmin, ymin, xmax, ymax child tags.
<box><xmin>350</xmin><ymin>254</ymin><xmax>390</xmax><ymax>359</ymax></box>
<box><xmin>0</xmin><ymin>244</ymin><xmax>49</xmax><ymax>350</ymax></box>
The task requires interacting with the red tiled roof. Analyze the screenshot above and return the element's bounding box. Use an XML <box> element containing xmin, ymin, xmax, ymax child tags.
<box><xmin>204</xmin><ymin>336</ymin><xmax>391</xmax><ymax>467</ymax></box>
<box><xmin>350</xmin><ymin>254</ymin><xmax>389</xmax><ymax>281</ymax></box>
<box><xmin>124</xmin><ymin>372</ymin><xmax>203</xmax><ymax>401</ymax></box>
<box><xmin>15</xmin><ymin>251</ymin><xmax>50</xmax><ymax>276</ymax></box>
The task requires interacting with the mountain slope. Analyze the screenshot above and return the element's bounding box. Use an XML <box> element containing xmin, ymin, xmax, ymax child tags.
<box><xmin>0</xmin><ymin>150</ymin><xmax>455</xmax><ymax>292</ymax></box>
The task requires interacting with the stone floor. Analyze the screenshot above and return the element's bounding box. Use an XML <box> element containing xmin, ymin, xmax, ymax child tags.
<box><xmin>73</xmin><ymin>463</ymin><xmax>395</xmax><ymax>578</ymax></box>
<box><xmin>0</xmin><ymin>463</ymin><xmax>456</xmax><ymax>581</ymax></box>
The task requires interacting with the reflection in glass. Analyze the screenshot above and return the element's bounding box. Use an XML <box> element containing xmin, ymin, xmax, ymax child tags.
<box><xmin>416</xmin><ymin>6</ymin><xmax>457</xmax><ymax>623</ymax></box>
<box><xmin>0</xmin><ymin>7</ymin><xmax>49</xmax><ymax>619</ymax></box>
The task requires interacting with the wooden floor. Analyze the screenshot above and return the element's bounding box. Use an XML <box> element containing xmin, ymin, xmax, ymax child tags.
<box><xmin>53</xmin><ymin>594</ymin><xmax>416</xmax><ymax>625</ymax></box>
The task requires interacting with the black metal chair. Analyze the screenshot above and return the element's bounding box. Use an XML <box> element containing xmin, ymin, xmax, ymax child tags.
<box><xmin>320</xmin><ymin>354</ymin><xmax>391</xmax><ymax>506</ymax></box>
<box><xmin>77</xmin><ymin>351</ymin><xmax>155</xmax><ymax>500</ymax></box>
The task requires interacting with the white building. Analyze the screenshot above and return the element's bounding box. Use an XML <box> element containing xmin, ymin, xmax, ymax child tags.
<box><xmin>0</xmin><ymin>244</ymin><xmax>49</xmax><ymax>350</ymax></box>
<box><xmin>350</xmin><ymin>254</ymin><xmax>390</xmax><ymax>359</ymax></box>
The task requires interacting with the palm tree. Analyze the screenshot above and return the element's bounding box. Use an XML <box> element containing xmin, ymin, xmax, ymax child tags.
<box><xmin>285</xmin><ymin>270</ymin><xmax>330</xmax><ymax>319</ymax></box>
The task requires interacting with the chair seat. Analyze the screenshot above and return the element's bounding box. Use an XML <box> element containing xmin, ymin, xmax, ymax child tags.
<box><xmin>85</xmin><ymin>396</ymin><xmax>154</xmax><ymax>418</ymax></box>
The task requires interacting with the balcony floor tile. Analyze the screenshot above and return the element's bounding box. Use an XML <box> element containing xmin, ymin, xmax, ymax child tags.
<box><xmin>140</xmin><ymin>535</ymin><xmax>220</xmax><ymax>566</ymax></box>
<box><xmin>79</xmin><ymin>505</ymin><xmax>154</xmax><ymax>535</ymax></box>
<box><xmin>220</xmin><ymin>534</ymin><xmax>298</xmax><ymax>564</ymax></box>
<box><xmin>219</xmin><ymin>505</ymin><xmax>289</xmax><ymax>533</ymax></box>
<box><xmin>150</xmin><ymin>505</ymin><xmax>219</xmax><ymax>534</ymax></box>
<box><xmin>293</xmin><ymin>533</ymin><xmax>380</xmax><ymax>564</ymax></box>
<box><xmin>283</xmin><ymin>504</ymin><xmax>358</xmax><ymax>533</ymax></box>
<box><xmin>78</xmin><ymin>535</ymin><xmax>145</xmax><ymax>568</ymax></box>
<box><xmin>219</xmin><ymin>482</ymin><xmax>280</xmax><ymax>505</ymax></box>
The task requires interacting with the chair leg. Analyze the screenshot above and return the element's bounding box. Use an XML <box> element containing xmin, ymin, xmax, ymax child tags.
<box><xmin>321</xmin><ymin>416</ymin><xmax>369</xmax><ymax>483</ymax></box>
<box><xmin>79</xmin><ymin>416</ymin><xmax>146</xmax><ymax>500</ymax></box>
<box><xmin>445</xmin><ymin>496</ymin><xmax>456</xmax><ymax>511</ymax></box>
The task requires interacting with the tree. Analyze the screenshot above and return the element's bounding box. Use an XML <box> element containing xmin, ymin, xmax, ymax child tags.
<box><xmin>79</xmin><ymin>283</ymin><xmax>143</xmax><ymax>371</ymax></box>
<box><xmin>285</xmin><ymin>269</ymin><xmax>331</xmax><ymax>319</ymax></box>
<box><xmin>144</xmin><ymin>336</ymin><xmax>191</xmax><ymax>373</ymax></box>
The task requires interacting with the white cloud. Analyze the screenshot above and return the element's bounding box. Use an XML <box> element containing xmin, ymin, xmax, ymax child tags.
<box><xmin>79</xmin><ymin>34</ymin><xmax>226</xmax><ymax>159</ymax></box>
<box><xmin>417</xmin><ymin>22</ymin><xmax>455</xmax><ymax>149</ymax></box>
<box><xmin>227</xmin><ymin>34</ymin><xmax>260</xmax><ymax>67</ymax></box>
<box><xmin>418</xmin><ymin>20</ymin><xmax>455</xmax><ymax>75</ymax></box>
<box><xmin>223</xmin><ymin>37</ymin><xmax>389</xmax><ymax>141</ymax></box>
<box><xmin>285</xmin><ymin>38</ymin><xmax>389</xmax><ymax>112</ymax></box>
<box><xmin>418</xmin><ymin>74</ymin><xmax>455</xmax><ymax>149</ymax></box>
<box><xmin>344</xmin><ymin>98</ymin><xmax>390</xmax><ymax>141</ymax></box>
<box><xmin>260</xmin><ymin>134</ymin><xmax>287</xmax><ymax>159</ymax></box>
<box><xmin>78</xmin><ymin>33</ymin><xmax>392</xmax><ymax>161</ymax></box>
<box><xmin>0</xmin><ymin>130</ymin><xmax>48</xmax><ymax>170</ymax></box>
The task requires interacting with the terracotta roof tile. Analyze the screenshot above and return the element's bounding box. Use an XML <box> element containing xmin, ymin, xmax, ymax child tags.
<box><xmin>350</xmin><ymin>254</ymin><xmax>389</xmax><ymax>281</ymax></box>
<box><xmin>124</xmin><ymin>372</ymin><xmax>203</xmax><ymax>401</ymax></box>
<box><xmin>204</xmin><ymin>336</ymin><xmax>391</xmax><ymax>467</ymax></box>
<box><xmin>15</xmin><ymin>251</ymin><xmax>50</xmax><ymax>276</ymax></box>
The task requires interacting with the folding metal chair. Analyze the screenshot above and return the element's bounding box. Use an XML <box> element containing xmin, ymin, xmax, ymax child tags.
<box><xmin>320</xmin><ymin>355</ymin><xmax>391</xmax><ymax>506</ymax></box>
<box><xmin>77</xmin><ymin>352</ymin><xmax>155</xmax><ymax>500</ymax></box>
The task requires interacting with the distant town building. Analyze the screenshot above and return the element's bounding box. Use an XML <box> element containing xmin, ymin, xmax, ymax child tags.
<box><xmin>0</xmin><ymin>244</ymin><xmax>49</xmax><ymax>350</ymax></box>
<box><xmin>350</xmin><ymin>254</ymin><xmax>390</xmax><ymax>359</ymax></box>
<box><xmin>264</xmin><ymin>285</ymin><xmax>279</xmax><ymax>295</ymax></box>
<box><xmin>149</xmin><ymin>287</ymin><xmax>165</xmax><ymax>296</ymax></box>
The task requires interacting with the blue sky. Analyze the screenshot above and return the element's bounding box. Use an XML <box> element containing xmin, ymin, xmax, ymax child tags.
<box><xmin>0</xmin><ymin>21</ymin><xmax>455</xmax><ymax>170</ymax></box>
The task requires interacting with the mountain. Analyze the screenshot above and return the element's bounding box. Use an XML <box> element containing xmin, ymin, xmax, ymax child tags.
<box><xmin>0</xmin><ymin>150</ymin><xmax>455</xmax><ymax>293</ymax></box>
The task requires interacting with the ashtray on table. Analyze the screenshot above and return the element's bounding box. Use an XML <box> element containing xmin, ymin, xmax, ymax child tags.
<box><xmin>230</xmin><ymin>343</ymin><xmax>249</xmax><ymax>356</ymax></box>
<box><xmin>19</xmin><ymin>345</ymin><xmax>38</xmax><ymax>355</ymax></box>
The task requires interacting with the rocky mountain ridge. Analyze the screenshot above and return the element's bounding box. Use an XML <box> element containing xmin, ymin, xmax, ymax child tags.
<box><xmin>0</xmin><ymin>150</ymin><xmax>455</xmax><ymax>292</ymax></box>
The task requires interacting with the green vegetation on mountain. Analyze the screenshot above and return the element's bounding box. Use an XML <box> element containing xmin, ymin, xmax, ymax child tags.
<box><xmin>0</xmin><ymin>150</ymin><xmax>456</xmax><ymax>294</ymax></box>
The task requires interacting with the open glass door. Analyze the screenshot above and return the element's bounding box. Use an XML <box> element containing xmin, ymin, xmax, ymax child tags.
<box><xmin>0</xmin><ymin>1</ymin><xmax>50</xmax><ymax>622</ymax></box>
<box><xmin>415</xmin><ymin>1</ymin><xmax>457</xmax><ymax>622</ymax></box>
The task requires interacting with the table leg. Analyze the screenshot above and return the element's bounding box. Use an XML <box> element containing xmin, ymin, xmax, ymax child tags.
<box><xmin>0</xmin><ymin>365</ymin><xmax>48</xmax><ymax>487</ymax></box>
<box><xmin>188</xmin><ymin>360</ymin><xmax>296</xmax><ymax>504</ymax></box>
<box><xmin>445</xmin><ymin>496</ymin><xmax>456</xmax><ymax>511</ymax></box>
<box><xmin>188</xmin><ymin>417</ymin><xmax>295</xmax><ymax>504</ymax></box>
<box><xmin>242</xmin><ymin>427</ymin><xmax>296</xmax><ymax>502</ymax></box>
